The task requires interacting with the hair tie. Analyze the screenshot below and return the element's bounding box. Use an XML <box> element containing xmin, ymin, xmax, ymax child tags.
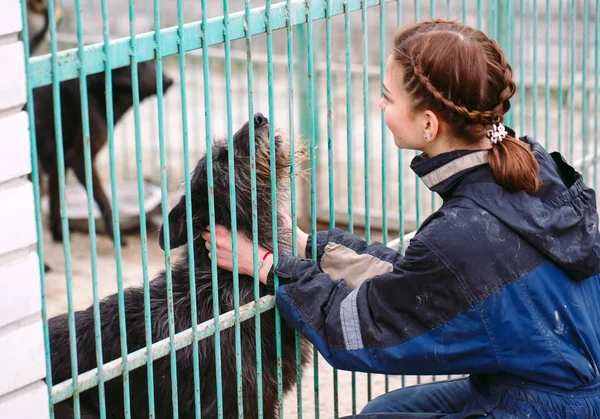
<box><xmin>486</xmin><ymin>123</ymin><xmax>507</xmax><ymax>144</ymax></box>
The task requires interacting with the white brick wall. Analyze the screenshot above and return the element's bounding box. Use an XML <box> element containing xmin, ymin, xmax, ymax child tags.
<box><xmin>0</xmin><ymin>0</ymin><xmax>49</xmax><ymax>417</ymax></box>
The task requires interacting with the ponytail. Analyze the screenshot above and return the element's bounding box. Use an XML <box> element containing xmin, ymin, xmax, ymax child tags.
<box><xmin>488</xmin><ymin>136</ymin><xmax>542</xmax><ymax>193</ymax></box>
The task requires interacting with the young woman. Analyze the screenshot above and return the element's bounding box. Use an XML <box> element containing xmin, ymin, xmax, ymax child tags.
<box><xmin>203</xmin><ymin>20</ymin><xmax>600</xmax><ymax>418</ymax></box>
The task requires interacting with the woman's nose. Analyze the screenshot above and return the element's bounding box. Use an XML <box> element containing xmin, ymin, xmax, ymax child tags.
<box><xmin>378</xmin><ymin>97</ymin><xmax>386</xmax><ymax>110</ymax></box>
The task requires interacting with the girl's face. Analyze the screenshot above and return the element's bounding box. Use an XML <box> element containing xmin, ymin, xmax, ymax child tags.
<box><xmin>379</xmin><ymin>57</ymin><xmax>428</xmax><ymax>151</ymax></box>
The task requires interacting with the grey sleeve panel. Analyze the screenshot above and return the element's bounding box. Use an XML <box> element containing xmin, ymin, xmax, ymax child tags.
<box><xmin>340</xmin><ymin>288</ymin><xmax>363</xmax><ymax>350</ymax></box>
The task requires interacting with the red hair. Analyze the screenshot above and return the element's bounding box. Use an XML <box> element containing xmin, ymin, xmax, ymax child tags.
<box><xmin>391</xmin><ymin>20</ymin><xmax>542</xmax><ymax>193</ymax></box>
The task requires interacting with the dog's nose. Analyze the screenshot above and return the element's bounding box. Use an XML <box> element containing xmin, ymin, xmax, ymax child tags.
<box><xmin>254</xmin><ymin>113</ymin><xmax>268</xmax><ymax>127</ymax></box>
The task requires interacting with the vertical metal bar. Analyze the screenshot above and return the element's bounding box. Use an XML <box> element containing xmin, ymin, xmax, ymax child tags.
<box><xmin>152</xmin><ymin>0</ymin><xmax>179</xmax><ymax>415</ymax></box>
<box><xmin>73</xmin><ymin>0</ymin><xmax>106</xmax><ymax>415</ymax></box>
<box><xmin>582</xmin><ymin>0</ymin><xmax>590</xmax><ymax>182</ymax></box>
<box><xmin>477</xmin><ymin>0</ymin><xmax>483</xmax><ymax>29</ymax></box>
<box><xmin>175</xmin><ymin>0</ymin><xmax>201</xmax><ymax>416</ymax></box>
<box><xmin>397</xmin><ymin>0</ymin><xmax>407</xmax><ymax>390</ymax></box>
<box><xmin>19</xmin><ymin>1</ymin><xmax>54</xmax><ymax>417</ymax></box>
<box><xmin>544</xmin><ymin>0</ymin><xmax>550</xmax><ymax>149</ymax></box>
<box><xmin>306</xmin><ymin>1</ymin><xmax>320</xmax><ymax>417</ymax></box>
<box><xmin>413</xmin><ymin>0</ymin><xmax>422</xmax><ymax>387</ymax></box>
<box><xmin>362</xmin><ymin>0</ymin><xmax>373</xmax><ymax>401</ymax></box>
<box><xmin>570</xmin><ymin>0</ymin><xmax>576</xmax><ymax>162</ymax></box>
<box><xmin>285</xmin><ymin>1</ymin><xmax>302</xmax><ymax>417</ymax></box>
<box><xmin>344</xmin><ymin>0</ymin><xmax>357</xmax><ymax>412</ymax></box>
<box><xmin>264</xmin><ymin>2</ymin><xmax>284</xmax><ymax>416</ymax></box>
<box><xmin>325</xmin><ymin>0</ymin><xmax>339</xmax><ymax>415</ymax></box>
<box><xmin>492</xmin><ymin>0</ymin><xmax>499</xmax><ymax>40</ymax></box>
<box><xmin>46</xmin><ymin>0</ymin><xmax>80</xmax><ymax>415</ymax></box>
<box><xmin>380</xmin><ymin>0</ymin><xmax>390</xmax><ymax>395</ymax></box>
<box><xmin>558</xmin><ymin>0</ymin><xmax>565</xmax><ymax>154</ymax></box>
<box><xmin>533</xmin><ymin>0</ymin><xmax>538</xmax><ymax>139</ymax></box>
<box><xmin>429</xmin><ymin>2</ymin><xmax>436</xmax><ymax>217</ymax></box>
<box><xmin>221</xmin><ymin>2</ymin><xmax>244</xmax><ymax>416</ymax></box>
<box><xmin>244</xmin><ymin>3</ymin><xmax>264</xmax><ymax>417</ymax></box>
<box><xmin>124</xmin><ymin>0</ymin><xmax>156</xmax><ymax>414</ymax></box>
<box><xmin>447</xmin><ymin>0</ymin><xmax>452</xmax><ymax>18</ymax></box>
<box><xmin>519</xmin><ymin>0</ymin><xmax>525</xmax><ymax>134</ymax></box>
<box><xmin>200</xmin><ymin>1</ymin><xmax>224</xmax><ymax>417</ymax></box>
<box><xmin>414</xmin><ymin>0</ymin><xmax>420</xmax><ymax>20</ymax></box>
<box><xmin>462</xmin><ymin>0</ymin><xmax>467</xmax><ymax>23</ymax></box>
<box><xmin>594</xmin><ymin>0</ymin><xmax>599</xmax><ymax>191</ymax></box>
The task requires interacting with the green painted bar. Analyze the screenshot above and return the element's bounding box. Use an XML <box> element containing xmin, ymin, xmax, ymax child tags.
<box><xmin>595</xmin><ymin>0</ymin><xmax>599</xmax><ymax>191</ymax></box>
<box><xmin>362</xmin><ymin>0</ymin><xmax>373</xmax><ymax>400</ymax></box>
<box><xmin>492</xmin><ymin>0</ymin><xmax>498</xmax><ymax>40</ymax></box>
<box><xmin>344</xmin><ymin>0</ymin><xmax>357</xmax><ymax>412</ymax></box>
<box><xmin>125</xmin><ymin>0</ymin><xmax>156</xmax><ymax>413</ymax></box>
<box><xmin>29</xmin><ymin>0</ymin><xmax>398</xmax><ymax>88</ymax></box>
<box><xmin>305</xmin><ymin>1</ymin><xmax>321</xmax><ymax>417</ymax></box>
<box><xmin>582</xmin><ymin>0</ymin><xmax>590</xmax><ymax>181</ymax></box>
<box><xmin>46</xmin><ymin>0</ymin><xmax>81</xmax><ymax>415</ymax></box>
<box><xmin>176</xmin><ymin>0</ymin><xmax>201</xmax><ymax>415</ymax></box>
<box><xmin>533</xmin><ymin>0</ymin><xmax>538</xmax><ymax>139</ymax></box>
<box><xmin>73</xmin><ymin>0</ymin><xmax>107</xmax><ymax>415</ymax></box>
<box><xmin>558</xmin><ymin>0</ymin><xmax>564</xmax><ymax>154</ymax></box>
<box><xmin>264</xmin><ymin>1</ymin><xmax>285</xmax><ymax>415</ymax></box>
<box><xmin>152</xmin><ymin>0</ymin><xmax>179</xmax><ymax>415</ymax></box>
<box><xmin>544</xmin><ymin>0</ymin><xmax>550</xmax><ymax>149</ymax></box>
<box><xmin>221</xmin><ymin>1</ymin><xmax>244</xmax><ymax>416</ymax></box>
<box><xmin>284</xmin><ymin>0</ymin><xmax>303</xmax><ymax>417</ymax></box>
<box><xmin>243</xmin><ymin>1</ymin><xmax>264</xmax><ymax>416</ymax></box>
<box><xmin>447</xmin><ymin>0</ymin><xmax>452</xmax><ymax>18</ymax></box>
<box><xmin>200</xmin><ymin>0</ymin><xmax>225</xmax><ymax>416</ymax></box>
<box><xmin>519</xmin><ymin>0</ymin><xmax>525</xmax><ymax>134</ymax></box>
<box><xmin>324</xmin><ymin>0</ymin><xmax>339</xmax><ymax>414</ymax></box>
<box><xmin>570</xmin><ymin>0</ymin><xmax>576</xmax><ymax>161</ymax></box>
<box><xmin>380</xmin><ymin>0</ymin><xmax>390</xmax><ymax>395</ymax></box>
<box><xmin>462</xmin><ymin>0</ymin><xmax>467</xmax><ymax>23</ymax></box>
<box><xmin>477</xmin><ymin>0</ymin><xmax>482</xmax><ymax>29</ymax></box>
<box><xmin>19</xmin><ymin>1</ymin><xmax>55</xmax><ymax>417</ymax></box>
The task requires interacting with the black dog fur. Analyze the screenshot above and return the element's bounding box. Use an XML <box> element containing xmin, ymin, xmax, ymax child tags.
<box><xmin>49</xmin><ymin>114</ymin><xmax>311</xmax><ymax>418</ymax></box>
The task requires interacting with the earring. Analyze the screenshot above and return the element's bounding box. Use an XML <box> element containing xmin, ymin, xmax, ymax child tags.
<box><xmin>424</xmin><ymin>133</ymin><xmax>432</xmax><ymax>141</ymax></box>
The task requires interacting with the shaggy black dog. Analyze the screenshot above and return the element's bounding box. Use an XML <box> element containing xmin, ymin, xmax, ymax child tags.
<box><xmin>49</xmin><ymin>113</ymin><xmax>311</xmax><ymax>418</ymax></box>
<box><xmin>32</xmin><ymin>61</ymin><xmax>173</xmax><ymax>247</ymax></box>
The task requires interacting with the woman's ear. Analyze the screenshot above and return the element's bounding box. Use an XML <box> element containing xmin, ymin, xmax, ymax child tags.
<box><xmin>423</xmin><ymin>110</ymin><xmax>439</xmax><ymax>143</ymax></box>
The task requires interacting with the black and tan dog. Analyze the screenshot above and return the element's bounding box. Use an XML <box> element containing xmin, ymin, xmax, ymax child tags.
<box><xmin>32</xmin><ymin>62</ymin><xmax>173</xmax><ymax>247</ymax></box>
<box><xmin>49</xmin><ymin>114</ymin><xmax>311</xmax><ymax>418</ymax></box>
<box><xmin>24</xmin><ymin>0</ymin><xmax>64</xmax><ymax>55</ymax></box>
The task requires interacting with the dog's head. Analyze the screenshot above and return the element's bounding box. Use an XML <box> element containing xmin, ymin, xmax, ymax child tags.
<box><xmin>111</xmin><ymin>60</ymin><xmax>174</xmax><ymax>101</ymax></box>
<box><xmin>159</xmin><ymin>113</ymin><xmax>305</xmax><ymax>254</ymax></box>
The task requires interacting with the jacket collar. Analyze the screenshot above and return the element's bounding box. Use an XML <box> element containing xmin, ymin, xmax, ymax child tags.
<box><xmin>410</xmin><ymin>149</ymin><xmax>491</xmax><ymax>200</ymax></box>
<box><xmin>409</xmin><ymin>126</ymin><xmax>517</xmax><ymax>199</ymax></box>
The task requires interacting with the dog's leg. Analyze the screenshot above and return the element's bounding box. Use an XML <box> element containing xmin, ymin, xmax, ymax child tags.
<box><xmin>48</xmin><ymin>167</ymin><xmax>64</xmax><ymax>242</ymax></box>
<box><xmin>71</xmin><ymin>159</ymin><xmax>128</xmax><ymax>247</ymax></box>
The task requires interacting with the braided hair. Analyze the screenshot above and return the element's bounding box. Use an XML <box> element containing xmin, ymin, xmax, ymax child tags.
<box><xmin>392</xmin><ymin>20</ymin><xmax>541</xmax><ymax>193</ymax></box>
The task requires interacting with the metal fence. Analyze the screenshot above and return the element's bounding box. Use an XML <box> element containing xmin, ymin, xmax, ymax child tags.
<box><xmin>20</xmin><ymin>0</ymin><xmax>599</xmax><ymax>418</ymax></box>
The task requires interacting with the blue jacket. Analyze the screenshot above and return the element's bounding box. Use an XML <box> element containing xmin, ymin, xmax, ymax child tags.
<box><xmin>269</xmin><ymin>135</ymin><xmax>600</xmax><ymax>417</ymax></box>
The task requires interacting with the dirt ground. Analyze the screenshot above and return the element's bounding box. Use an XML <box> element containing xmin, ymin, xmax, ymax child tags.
<box><xmin>41</xmin><ymin>220</ymin><xmax>458</xmax><ymax>418</ymax></box>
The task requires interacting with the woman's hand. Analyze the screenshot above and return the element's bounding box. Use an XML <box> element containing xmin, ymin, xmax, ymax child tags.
<box><xmin>280</xmin><ymin>212</ymin><xmax>309</xmax><ymax>259</ymax></box>
<box><xmin>201</xmin><ymin>225</ymin><xmax>273</xmax><ymax>284</ymax></box>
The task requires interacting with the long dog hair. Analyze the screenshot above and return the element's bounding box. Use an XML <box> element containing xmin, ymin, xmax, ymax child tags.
<box><xmin>49</xmin><ymin>113</ymin><xmax>311</xmax><ymax>418</ymax></box>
